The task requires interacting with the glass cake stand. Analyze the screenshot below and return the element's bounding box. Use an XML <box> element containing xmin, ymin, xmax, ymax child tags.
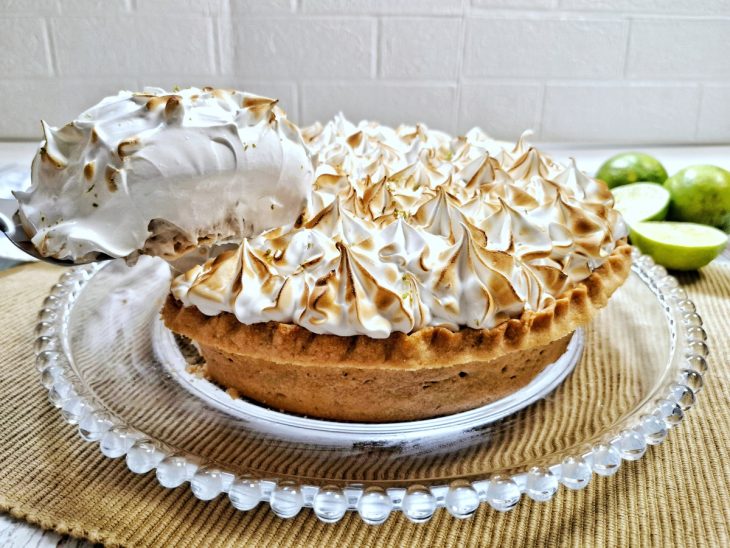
<box><xmin>34</xmin><ymin>249</ymin><xmax>708</xmax><ymax>524</ymax></box>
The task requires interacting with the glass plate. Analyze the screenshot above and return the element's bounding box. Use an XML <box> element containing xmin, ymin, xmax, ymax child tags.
<box><xmin>35</xmin><ymin>249</ymin><xmax>708</xmax><ymax>524</ymax></box>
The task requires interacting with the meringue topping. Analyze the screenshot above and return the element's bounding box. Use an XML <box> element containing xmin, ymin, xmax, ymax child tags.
<box><xmin>173</xmin><ymin>115</ymin><xmax>628</xmax><ymax>338</ymax></box>
<box><xmin>15</xmin><ymin>87</ymin><xmax>313</xmax><ymax>261</ymax></box>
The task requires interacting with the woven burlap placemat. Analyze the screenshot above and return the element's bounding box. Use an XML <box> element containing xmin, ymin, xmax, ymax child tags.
<box><xmin>1</xmin><ymin>260</ymin><xmax>729</xmax><ymax>547</ymax></box>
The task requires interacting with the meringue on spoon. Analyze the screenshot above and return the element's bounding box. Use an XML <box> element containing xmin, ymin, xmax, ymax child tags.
<box><xmin>10</xmin><ymin>87</ymin><xmax>313</xmax><ymax>266</ymax></box>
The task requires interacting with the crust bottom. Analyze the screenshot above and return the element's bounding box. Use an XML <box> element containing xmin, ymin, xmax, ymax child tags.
<box><xmin>199</xmin><ymin>334</ymin><xmax>572</xmax><ymax>422</ymax></box>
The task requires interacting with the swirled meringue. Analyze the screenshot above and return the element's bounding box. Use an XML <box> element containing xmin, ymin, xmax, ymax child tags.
<box><xmin>15</xmin><ymin>87</ymin><xmax>312</xmax><ymax>261</ymax></box>
<box><xmin>172</xmin><ymin>115</ymin><xmax>627</xmax><ymax>338</ymax></box>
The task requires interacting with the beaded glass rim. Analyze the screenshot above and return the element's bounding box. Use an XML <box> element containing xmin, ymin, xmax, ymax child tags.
<box><xmin>35</xmin><ymin>248</ymin><xmax>707</xmax><ymax>524</ymax></box>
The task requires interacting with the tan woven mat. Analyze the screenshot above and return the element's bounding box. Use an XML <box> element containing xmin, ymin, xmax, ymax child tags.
<box><xmin>1</xmin><ymin>260</ymin><xmax>729</xmax><ymax>547</ymax></box>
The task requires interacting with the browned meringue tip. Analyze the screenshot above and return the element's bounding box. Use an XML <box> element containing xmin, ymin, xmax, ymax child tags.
<box><xmin>130</xmin><ymin>92</ymin><xmax>156</xmax><ymax>105</ymax></box>
<box><xmin>242</xmin><ymin>94</ymin><xmax>278</xmax><ymax>109</ymax></box>
<box><xmin>104</xmin><ymin>165</ymin><xmax>120</xmax><ymax>192</ymax></box>
<box><xmin>39</xmin><ymin>119</ymin><xmax>51</xmax><ymax>143</ymax></box>
<box><xmin>83</xmin><ymin>161</ymin><xmax>95</xmax><ymax>180</ymax></box>
<box><xmin>164</xmin><ymin>95</ymin><xmax>183</xmax><ymax>120</ymax></box>
<box><xmin>38</xmin><ymin>147</ymin><xmax>65</xmax><ymax>169</ymax></box>
<box><xmin>511</xmin><ymin>129</ymin><xmax>535</xmax><ymax>154</ymax></box>
<box><xmin>38</xmin><ymin>121</ymin><xmax>66</xmax><ymax>169</ymax></box>
<box><xmin>145</xmin><ymin>94</ymin><xmax>182</xmax><ymax>111</ymax></box>
<box><xmin>117</xmin><ymin>137</ymin><xmax>140</xmax><ymax>158</ymax></box>
<box><xmin>346</xmin><ymin>130</ymin><xmax>363</xmax><ymax>148</ymax></box>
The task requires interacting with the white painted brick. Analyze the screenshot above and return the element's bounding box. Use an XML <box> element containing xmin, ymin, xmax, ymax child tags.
<box><xmin>52</xmin><ymin>17</ymin><xmax>216</xmax><ymax>76</ymax></box>
<box><xmin>2</xmin><ymin>4</ymin><xmax>730</xmax><ymax>144</ymax></box>
<box><xmin>542</xmin><ymin>84</ymin><xmax>700</xmax><ymax>143</ymax></box>
<box><xmin>464</xmin><ymin>17</ymin><xmax>628</xmax><ymax>78</ymax></box>
<box><xmin>0</xmin><ymin>78</ymin><xmax>137</xmax><ymax>139</ymax></box>
<box><xmin>0</xmin><ymin>18</ymin><xmax>50</xmax><ymax>77</ymax></box>
<box><xmin>136</xmin><ymin>0</ymin><xmax>226</xmax><ymax>15</ymax></box>
<box><xmin>381</xmin><ymin>17</ymin><xmax>462</xmax><ymax>80</ymax></box>
<box><xmin>231</xmin><ymin>0</ymin><xmax>295</xmax><ymax>14</ymax></box>
<box><xmin>59</xmin><ymin>0</ymin><xmax>131</xmax><ymax>14</ymax></box>
<box><xmin>473</xmin><ymin>0</ymin><xmax>555</xmax><ymax>9</ymax></box>
<box><xmin>560</xmin><ymin>0</ymin><xmax>730</xmax><ymax>15</ymax></box>
<box><xmin>233</xmin><ymin>18</ymin><xmax>374</xmax><ymax>79</ymax></box>
<box><xmin>301</xmin><ymin>83</ymin><xmax>457</xmax><ymax>133</ymax></box>
<box><xmin>135</xmin><ymin>0</ymin><xmax>293</xmax><ymax>15</ymax></box>
<box><xmin>458</xmin><ymin>82</ymin><xmax>542</xmax><ymax>140</ymax></box>
<box><xmin>0</xmin><ymin>0</ymin><xmax>57</xmax><ymax>14</ymax></box>
<box><xmin>697</xmin><ymin>86</ymin><xmax>730</xmax><ymax>142</ymax></box>
<box><xmin>302</xmin><ymin>0</ymin><xmax>464</xmax><ymax>15</ymax></box>
<box><xmin>627</xmin><ymin>19</ymin><xmax>730</xmax><ymax>79</ymax></box>
<box><xmin>217</xmin><ymin>16</ymin><xmax>235</xmax><ymax>75</ymax></box>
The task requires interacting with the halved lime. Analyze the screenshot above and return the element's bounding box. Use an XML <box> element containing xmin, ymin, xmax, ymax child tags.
<box><xmin>629</xmin><ymin>222</ymin><xmax>728</xmax><ymax>271</ymax></box>
<box><xmin>612</xmin><ymin>183</ymin><xmax>670</xmax><ymax>224</ymax></box>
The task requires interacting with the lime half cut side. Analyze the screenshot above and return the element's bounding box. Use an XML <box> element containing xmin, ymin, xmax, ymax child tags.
<box><xmin>612</xmin><ymin>183</ymin><xmax>670</xmax><ymax>225</ymax></box>
<box><xmin>630</xmin><ymin>221</ymin><xmax>728</xmax><ymax>271</ymax></box>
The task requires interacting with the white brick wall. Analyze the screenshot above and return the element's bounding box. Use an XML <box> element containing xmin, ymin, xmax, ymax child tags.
<box><xmin>303</xmin><ymin>82</ymin><xmax>457</xmax><ymax>131</ymax></box>
<box><xmin>698</xmin><ymin>86</ymin><xmax>730</xmax><ymax>142</ymax></box>
<box><xmin>1</xmin><ymin>0</ymin><xmax>729</xmax><ymax>143</ymax></box>
<box><xmin>232</xmin><ymin>18</ymin><xmax>375</xmax><ymax>78</ymax></box>
<box><xmin>627</xmin><ymin>19</ymin><xmax>730</xmax><ymax>79</ymax></box>
<box><xmin>459</xmin><ymin>82</ymin><xmax>542</xmax><ymax>137</ymax></box>
<box><xmin>380</xmin><ymin>17</ymin><xmax>462</xmax><ymax>80</ymax></box>
<box><xmin>542</xmin><ymin>84</ymin><xmax>700</xmax><ymax>142</ymax></box>
<box><xmin>464</xmin><ymin>17</ymin><xmax>629</xmax><ymax>79</ymax></box>
<box><xmin>52</xmin><ymin>16</ymin><xmax>217</xmax><ymax>76</ymax></box>
<box><xmin>0</xmin><ymin>18</ymin><xmax>50</xmax><ymax>76</ymax></box>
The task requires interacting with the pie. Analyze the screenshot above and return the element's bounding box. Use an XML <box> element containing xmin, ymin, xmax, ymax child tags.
<box><xmin>15</xmin><ymin>87</ymin><xmax>630</xmax><ymax>422</ymax></box>
<box><xmin>163</xmin><ymin>114</ymin><xmax>631</xmax><ymax>422</ymax></box>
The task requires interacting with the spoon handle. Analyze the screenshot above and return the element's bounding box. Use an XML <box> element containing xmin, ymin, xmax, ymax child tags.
<box><xmin>0</xmin><ymin>198</ymin><xmax>20</xmax><ymax>237</ymax></box>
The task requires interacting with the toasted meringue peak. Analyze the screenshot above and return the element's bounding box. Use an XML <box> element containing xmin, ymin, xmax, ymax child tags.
<box><xmin>172</xmin><ymin>115</ymin><xmax>627</xmax><ymax>338</ymax></box>
<box><xmin>16</xmin><ymin>87</ymin><xmax>313</xmax><ymax>261</ymax></box>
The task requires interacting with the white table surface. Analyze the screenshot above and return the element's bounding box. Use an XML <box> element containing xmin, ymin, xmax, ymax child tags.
<box><xmin>1</xmin><ymin>140</ymin><xmax>729</xmax><ymax>547</ymax></box>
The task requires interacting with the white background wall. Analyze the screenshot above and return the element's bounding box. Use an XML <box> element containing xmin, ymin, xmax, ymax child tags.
<box><xmin>1</xmin><ymin>0</ymin><xmax>730</xmax><ymax>143</ymax></box>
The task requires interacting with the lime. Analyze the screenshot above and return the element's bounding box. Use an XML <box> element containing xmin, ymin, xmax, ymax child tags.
<box><xmin>596</xmin><ymin>152</ymin><xmax>668</xmax><ymax>189</ymax></box>
<box><xmin>629</xmin><ymin>221</ymin><xmax>728</xmax><ymax>270</ymax></box>
<box><xmin>611</xmin><ymin>183</ymin><xmax>670</xmax><ymax>224</ymax></box>
<box><xmin>664</xmin><ymin>165</ymin><xmax>730</xmax><ymax>232</ymax></box>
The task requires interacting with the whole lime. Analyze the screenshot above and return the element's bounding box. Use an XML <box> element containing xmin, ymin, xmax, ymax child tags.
<box><xmin>664</xmin><ymin>165</ymin><xmax>730</xmax><ymax>232</ymax></box>
<box><xmin>595</xmin><ymin>152</ymin><xmax>668</xmax><ymax>189</ymax></box>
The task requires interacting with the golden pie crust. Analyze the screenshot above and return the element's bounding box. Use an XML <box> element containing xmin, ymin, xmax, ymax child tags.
<box><xmin>162</xmin><ymin>243</ymin><xmax>632</xmax><ymax>422</ymax></box>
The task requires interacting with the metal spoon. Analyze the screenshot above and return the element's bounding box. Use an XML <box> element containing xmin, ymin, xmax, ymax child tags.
<box><xmin>0</xmin><ymin>198</ymin><xmax>113</xmax><ymax>266</ymax></box>
<box><xmin>0</xmin><ymin>198</ymin><xmax>234</xmax><ymax>273</ymax></box>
